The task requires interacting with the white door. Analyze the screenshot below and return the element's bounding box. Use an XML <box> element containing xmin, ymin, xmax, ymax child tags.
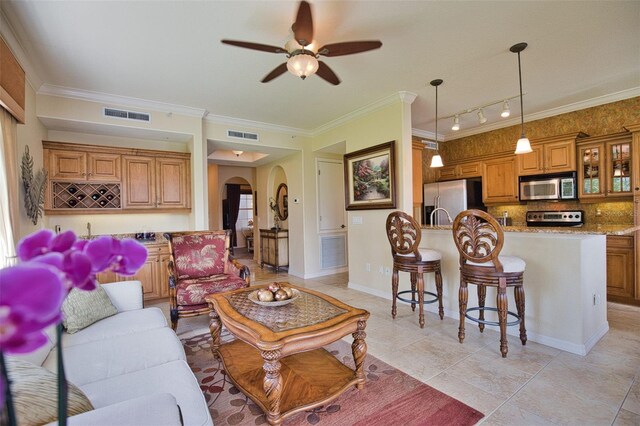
<box><xmin>317</xmin><ymin>160</ymin><xmax>346</xmax><ymax>232</ymax></box>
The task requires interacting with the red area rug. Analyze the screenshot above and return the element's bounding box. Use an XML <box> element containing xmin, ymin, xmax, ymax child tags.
<box><xmin>183</xmin><ymin>332</ymin><xmax>484</xmax><ymax>425</ymax></box>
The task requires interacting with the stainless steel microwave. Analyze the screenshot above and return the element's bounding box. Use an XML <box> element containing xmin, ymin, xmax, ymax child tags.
<box><xmin>519</xmin><ymin>173</ymin><xmax>577</xmax><ymax>201</ymax></box>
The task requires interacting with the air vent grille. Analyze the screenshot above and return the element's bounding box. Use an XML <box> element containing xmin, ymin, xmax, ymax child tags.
<box><xmin>104</xmin><ymin>108</ymin><xmax>151</xmax><ymax>122</ymax></box>
<box><xmin>320</xmin><ymin>235</ymin><xmax>347</xmax><ymax>269</ymax></box>
<box><xmin>422</xmin><ymin>140</ymin><xmax>438</xmax><ymax>150</ymax></box>
<box><xmin>227</xmin><ymin>130</ymin><xmax>259</xmax><ymax>141</ymax></box>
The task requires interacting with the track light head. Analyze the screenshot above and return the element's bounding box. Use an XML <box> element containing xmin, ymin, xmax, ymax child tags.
<box><xmin>477</xmin><ymin>109</ymin><xmax>487</xmax><ymax>124</ymax></box>
<box><xmin>501</xmin><ymin>100</ymin><xmax>511</xmax><ymax>118</ymax></box>
<box><xmin>452</xmin><ymin>115</ymin><xmax>460</xmax><ymax>131</ymax></box>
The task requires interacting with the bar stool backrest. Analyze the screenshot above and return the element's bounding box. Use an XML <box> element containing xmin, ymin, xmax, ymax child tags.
<box><xmin>386</xmin><ymin>211</ymin><xmax>422</xmax><ymax>261</ymax></box>
<box><xmin>452</xmin><ymin>209</ymin><xmax>505</xmax><ymax>273</ymax></box>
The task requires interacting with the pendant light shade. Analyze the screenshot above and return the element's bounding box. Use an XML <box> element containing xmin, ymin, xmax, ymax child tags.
<box><xmin>429</xmin><ymin>79</ymin><xmax>444</xmax><ymax>168</ymax></box>
<box><xmin>511</xmin><ymin>42</ymin><xmax>532</xmax><ymax>154</ymax></box>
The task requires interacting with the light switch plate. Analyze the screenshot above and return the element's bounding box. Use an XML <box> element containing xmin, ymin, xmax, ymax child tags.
<box><xmin>352</xmin><ymin>216</ymin><xmax>363</xmax><ymax>225</ymax></box>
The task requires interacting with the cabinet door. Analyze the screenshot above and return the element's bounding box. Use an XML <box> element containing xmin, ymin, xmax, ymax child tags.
<box><xmin>544</xmin><ymin>140</ymin><xmax>575</xmax><ymax>173</ymax></box>
<box><xmin>156</xmin><ymin>157</ymin><xmax>190</xmax><ymax>209</ymax></box>
<box><xmin>482</xmin><ymin>157</ymin><xmax>518</xmax><ymax>204</ymax></box>
<box><xmin>578</xmin><ymin>143</ymin><xmax>605</xmax><ymax>199</ymax></box>
<box><xmin>606</xmin><ymin>236</ymin><xmax>635</xmax><ymax>301</ymax></box>
<box><xmin>96</xmin><ymin>269</ymin><xmax>119</xmax><ymax>285</ymax></box>
<box><xmin>121</xmin><ymin>254</ymin><xmax>159</xmax><ymax>299</ymax></box>
<box><xmin>87</xmin><ymin>153</ymin><xmax>121</xmax><ymax>181</ymax></box>
<box><xmin>49</xmin><ymin>150</ymin><xmax>87</xmax><ymax>180</ymax></box>
<box><xmin>436</xmin><ymin>165</ymin><xmax>458</xmax><ymax>181</ymax></box>
<box><xmin>517</xmin><ymin>145</ymin><xmax>544</xmax><ymax>176</ymax></box>
<box><xmin>123</xmin><ymin>156</ymin><xmax>156</xmax><ymax>208</ymax></box>
<box><xmin>458</xmin><ymin>161</ymin><xmax>482</xmax><ymax>178</ymax></box>
<box><xmin>158</xmin><ymin>249</ymin><xmax>171</xmax><ymax>298</ymax></box>
<box><xmin>606</xmin><ymin>140</ymin><xmax>632</xmax><ymax>197</ymax></box>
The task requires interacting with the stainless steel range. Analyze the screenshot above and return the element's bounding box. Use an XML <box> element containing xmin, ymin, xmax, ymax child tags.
<box><xmin>525</xmin><ymin>210</ymin><xmax>584</xmax><ymax>227</ymax></box>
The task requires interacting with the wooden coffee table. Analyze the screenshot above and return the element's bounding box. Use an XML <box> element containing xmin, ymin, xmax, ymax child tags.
<box><xmin>205</xmin><ymin>283</ymin><xmax>369</xmax><ymax>426</ymax></box>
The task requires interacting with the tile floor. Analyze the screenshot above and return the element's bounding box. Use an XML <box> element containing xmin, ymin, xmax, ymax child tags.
<box><xmin>148</xmin><ymin>254</ymin><xmax>640</xmax><ymax>425</ymax></box>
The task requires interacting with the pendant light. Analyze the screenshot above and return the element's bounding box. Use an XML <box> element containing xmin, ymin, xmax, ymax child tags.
<box><xmin>429</xmin><ymin>79</ymin><xmax>444</xmax><ymax>168</ymax></box>
<box><xmin>511</xmin><ymin>42</ymin><xmax>532</xmax><ymax>154</ymax></box>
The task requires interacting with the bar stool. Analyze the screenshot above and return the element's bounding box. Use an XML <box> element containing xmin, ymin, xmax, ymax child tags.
<box><xmin>452</xmin><ymin>209</ymin><xmax>527</xmax><ymax>358</ymax></box>
<box><xmin>386</xmin><ymin>211</ymin><xmax>444</xmax><ymax>328</ymax></box>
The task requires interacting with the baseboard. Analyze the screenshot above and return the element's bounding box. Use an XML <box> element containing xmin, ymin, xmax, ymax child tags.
<box><xmin>346</xmin><ymin>281</ymin><xmax>608</xmax><ymax>356</ymax></box>
<box><xmin>303</xmin><ymin>266</ymin><xmax>349</xmax><ymax>279</ymax></box>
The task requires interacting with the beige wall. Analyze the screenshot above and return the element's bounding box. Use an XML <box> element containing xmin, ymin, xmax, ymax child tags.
<box><xmin>311</xmin><ymin>94</ymin><xmax>415</xmax><ymax>293</ymax></box>
<box><xmin>15</xmin><ymin>83</ymin><xmax>47</xmax><ymax>239</ymax></box>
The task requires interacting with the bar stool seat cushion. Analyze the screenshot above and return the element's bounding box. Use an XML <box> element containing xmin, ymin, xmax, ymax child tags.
<box><xmin>396</xmin><ymin>248</ymin><xmax>442</xmax><ymax>261</ymax></box>
<box><xmin>467</xmin><ymin>255</ymin><xmax>526</xmax><ymax>273</ymax></box>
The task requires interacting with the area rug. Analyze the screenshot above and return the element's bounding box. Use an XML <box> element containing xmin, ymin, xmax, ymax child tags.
<box><xmin>182</xmin><ymin>331</ymin><xmax>484</xmax><ymax>426</ymax></box>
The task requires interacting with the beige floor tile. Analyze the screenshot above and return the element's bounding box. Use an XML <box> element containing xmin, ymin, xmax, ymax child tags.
<box><xmin>622</xmin><ymin>379</ymin><xmax>640</xmax><ymax>415</ymax></box>
<box><xmin>614</xmin><ymin>409</ymin><xmax>640</xmax><ymax>426</ymax></box>
<box><xmin>445</xmin><ymin>352</ymin><xmax>534</xmax><ymax>399</ymax></box>
<box><xmin>511</xmin><ymin>376</ymin><xmax>618</xmax><ymax>425</ymax></box>
<box><xmin>480</xmin><ymin>401</ymin><xmax>555</xmax><ymax>426</ymax></box>
<box><xmin>476</xmin><ymin>339</ymin><xmax>560</xmax><ymax>375</ymax></box>
<box><xmin>426</xmin><ymin>372</ymin><xmax>505</xmax><ymax>415</ymax></box>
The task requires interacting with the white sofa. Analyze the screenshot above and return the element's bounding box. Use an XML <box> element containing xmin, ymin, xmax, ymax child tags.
<box><xmin>17</xmin><ymin>281</ymin><xmax>213</xmax><ymax>426</ymax></box>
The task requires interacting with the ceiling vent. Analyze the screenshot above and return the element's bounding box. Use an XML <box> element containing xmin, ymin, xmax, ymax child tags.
<box><xmin>227</xmin><ymin>130</ymin><xmax>259</xmax><ymax>141</ymax></box>
<box><xmin>103</xmin><ymin>107</ymin><xmax>151</xmax><ymax>122</ymax></box>
<box><xmin>422</xmin><ymin>139</ymin><xmax>438</xmax><ymax>150</ymax></box>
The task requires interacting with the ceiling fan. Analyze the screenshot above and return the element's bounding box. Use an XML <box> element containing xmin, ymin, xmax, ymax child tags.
<box><xmin>221</xmin><ymin>0</ymin><xmax>382</xmax><ymax>85</ymax></box>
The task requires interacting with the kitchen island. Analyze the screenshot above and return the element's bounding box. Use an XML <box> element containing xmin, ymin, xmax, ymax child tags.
<box><xmin>418</xmin><ymin>224</ymin><xmax>638</xmax><ymax>355</ymax></box>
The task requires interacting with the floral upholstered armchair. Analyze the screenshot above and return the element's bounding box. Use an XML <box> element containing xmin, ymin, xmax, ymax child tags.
<box><xmin>163</xmin><ymin>230</ymin><xmax>250</xmax><ymax>330</ymax></box>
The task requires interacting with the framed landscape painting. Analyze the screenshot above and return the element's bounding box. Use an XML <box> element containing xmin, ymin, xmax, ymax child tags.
<box><xmin>344</xmin><ymin>141</ymin><xmax>396</xmax><ymax>210</ymax></box>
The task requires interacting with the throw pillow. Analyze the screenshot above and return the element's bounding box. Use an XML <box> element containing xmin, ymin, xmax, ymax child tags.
<box><xmin>62</xmin><ymin>285</ymin><xmax>118</xmax><ymax>333</ymax></box>
<box><xmin>4</xmin><ymin>358</ymin><xmax>94</xmax><ymax>425</ymax></box>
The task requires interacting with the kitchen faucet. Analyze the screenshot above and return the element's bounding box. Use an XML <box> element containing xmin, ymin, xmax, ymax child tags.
<box><xmin>430</xmin><ymin>207</ymin><xmax>454</xmax><ymax>226</ymax></box>
<box><xmin>87</xmin><ymin>222</ymin><xmax>92</xmax><ymax>239</ymax></box>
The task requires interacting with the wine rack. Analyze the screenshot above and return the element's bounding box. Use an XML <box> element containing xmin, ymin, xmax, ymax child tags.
<box><xmin>52</xmin><ymin>182</ymin><xmax>121</xmax><ymax>209</ymax></box>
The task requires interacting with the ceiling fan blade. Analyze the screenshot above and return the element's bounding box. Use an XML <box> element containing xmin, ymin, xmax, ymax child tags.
<box><xmin>221</xmin><ymin>39</ymin><xmax>287</xmax><ymax>54</ymax></box>
<box><xmin>316</xmin><ymin>61</ymin><xmax>341</xmax><ymax>85</ymax></box>
<box><xmin>318</xmin><ymin>41</ymin><xmax>383</xmax><ymax>57</ymax></box>
<box><xmin>292</xmin><ymin>1</ymin><xmax>314</xmax><ymax>47</ymax></box>
<box><xmin>261</xmin><ymin>63</ymin><xmax>288</xmax><ymax>83</ymax></box>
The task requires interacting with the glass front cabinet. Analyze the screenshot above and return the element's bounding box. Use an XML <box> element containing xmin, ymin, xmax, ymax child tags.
<box><xmin>578</xmin><ymin>132</ymin><xmax>633</xmax><ymax>200</ymax></box>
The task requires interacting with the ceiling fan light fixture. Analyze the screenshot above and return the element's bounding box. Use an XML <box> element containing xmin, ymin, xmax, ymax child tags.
<box><xmin>287</xmin><ymin>52</ymin><xmax>319</xmax><ymax>79</ymax></box>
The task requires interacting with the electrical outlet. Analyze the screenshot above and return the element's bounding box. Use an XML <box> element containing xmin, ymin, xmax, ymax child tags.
<box><xmin>593</xmin><ymin>293</ymin><xmax>601</xmax><ymax>306</ymax></box>
<box><xmin>365</xmin><ymin>263</ymin><xmax>371</xmax><ymax>272</ymax></box>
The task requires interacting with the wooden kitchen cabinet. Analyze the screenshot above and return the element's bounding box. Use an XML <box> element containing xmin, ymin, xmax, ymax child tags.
<box><xmin>577</xmin><ymin>132</ymin><xmax>632</xmax><ymax>200</ymax></box>
<box><xmin>48</xmin><ymin>148</ymin><xmax>121</xmax><ymax>181</ymax></box>
<box><xmin>482</xmin><ymin>156</ymin><xmax>518</xmax><ymax>204</ymax></box>
<box><xmin>517</xmin><ymin>133</ymin><xmax>582</xmax><ymax>176</ymax></box>
<box><xmin>260</xmin><ymin>228</ymin><xmax>288</xmax><ymax>272</ymax></box>
<box><xmin>44</xmin><ymin>141</ymin><xmax>191</xmax><ymax>213</ymax></box>
<box><xmin>606</xmin><ymin>235</ymin><xmax>636</xmax><ymax>305</ymax></box>
<box><xmin>437</xmin><ymin>161</ymin><xmax>481</xmax><ymax>181</ymax></box>
<box><xmin>123</xmin><ymin>155</ymin><xmax>191</xmax><ymax>210</ymax></box>
<box><xmin>96</xmin><ymin>243</ymin><xmax>170</xmax><ymax>301</ymax></box>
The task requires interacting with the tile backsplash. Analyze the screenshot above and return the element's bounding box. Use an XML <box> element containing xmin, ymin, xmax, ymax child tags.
<box><xmin>488</xmin><ymin>200</ymin><xmax>634</xmax><ymax>226</ymax></box>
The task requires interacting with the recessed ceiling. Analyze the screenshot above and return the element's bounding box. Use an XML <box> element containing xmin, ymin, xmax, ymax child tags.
<box><xmin>2</xmin><ymin>1</ymin><xmax>639</xmax><ymax>140</ymax></box>
<box><xmin>207</xmin><ymin>139</ymin><xmax>298</xmax><ymax>167</ymax></box>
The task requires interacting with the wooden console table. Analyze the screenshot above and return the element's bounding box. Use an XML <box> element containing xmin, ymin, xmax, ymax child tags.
<box><xmin>205</xmin><ymin>284</ymin><xmax>369</xmax><ymax>425</ymax></box>
<box><xmin>259</xmin><ymin>228</ymin><xmax>288</xmax><ymax>272</ymax></box>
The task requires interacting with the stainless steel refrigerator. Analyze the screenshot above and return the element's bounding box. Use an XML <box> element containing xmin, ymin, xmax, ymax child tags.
<box><xmin>423</xmin><ymin>178</ymin><xmax>485</xmax><ymax>225</ymax></box>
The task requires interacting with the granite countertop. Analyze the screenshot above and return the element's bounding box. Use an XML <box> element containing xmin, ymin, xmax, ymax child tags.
<box><xmin>79</xmin><ymin>232</ymin><xmax>169</xmax><ymax>244</ymax></box>
<box><xmin>422</xmin><ymin>224</ymin><xmax>640</xmax><ymax>236</ymax></box>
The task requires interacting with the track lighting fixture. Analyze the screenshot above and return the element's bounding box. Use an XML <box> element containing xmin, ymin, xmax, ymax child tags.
<box><xmin>429</xmin><ymin>79</ymin><xmax>444</xmax><ymax>168</ymax></box>
<box><xmin>477</xmin><ymin>109</ymin><xmax>487</xmax><ymax>124</ymax></box>
<box><xmin>501</xmin><ymin>100</ymin><xmax>511</xmax><ymax>118</ymax></box>
<box><xmin>452</xmin><ymin>115</ymin><xmax>460</xmax><ymax>131</ymax></box>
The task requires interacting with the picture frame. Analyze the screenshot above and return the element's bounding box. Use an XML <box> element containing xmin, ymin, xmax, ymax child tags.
<box><xmin>343</xmin><ymin>141</ymin><xmax>396</xmax><ymax>210</ymax></box>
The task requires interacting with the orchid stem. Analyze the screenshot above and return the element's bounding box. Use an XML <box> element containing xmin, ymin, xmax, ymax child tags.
<box><xmin>0</xmin><ymin>352</ymin><xmax>17</xmax><ymax>426</ymax></box>
<box><xmin>57</xmin><ymin>323</ymin><xmax>68</xmax><ymax>426</ymax></box>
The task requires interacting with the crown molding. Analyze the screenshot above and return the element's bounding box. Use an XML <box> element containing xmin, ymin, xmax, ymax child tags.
<box><xmin>411</xmin><ymin>128</ymin><xmax>437</xmax><ymax>140</ymax></box>
<box><xmin>203</xmin><ymin>113</ymin><xmax>311</xmax><ymax>137</ymax></box>
<box><xmin>37</xmin><ymin>84</ymin><xmax>208</xmax><ymax>118</ymax></box>
<box><xmin>443</xmin><ymin>87</ymin><xmax>640</xmax><ymax>142</ymax></box>
<box><xmin>0</xmin><ymin>8</ymin><xmax>43</xmax><ymax>90</ymax></box>
<box><xmin>312</xmin><ymin>91</ymin><xmax>418</xmax><ymax>136</ymax></box>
